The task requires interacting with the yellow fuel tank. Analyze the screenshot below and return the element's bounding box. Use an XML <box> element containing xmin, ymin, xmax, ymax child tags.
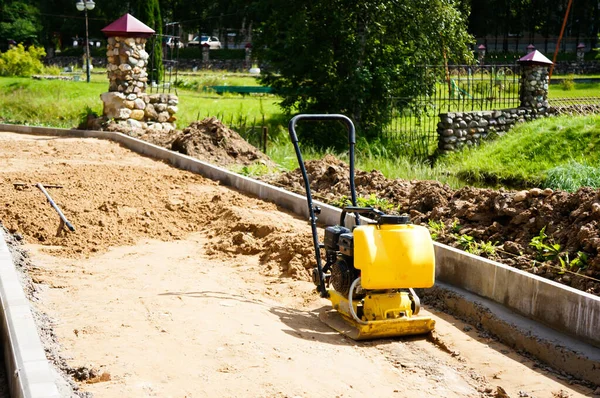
<box><xmin>353</xmin><ymin>224</ymin><xmax>435</xmax><ymax>289</ymax></box>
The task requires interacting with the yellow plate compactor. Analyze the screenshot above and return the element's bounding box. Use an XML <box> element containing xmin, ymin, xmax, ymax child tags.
<box><xmin>289</xmin><ymin>114</ymin><xmax>436</xmax><ymax>340</ymax></box>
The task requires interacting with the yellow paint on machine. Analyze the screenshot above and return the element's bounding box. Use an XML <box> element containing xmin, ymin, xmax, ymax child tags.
<box><xmin>324</xmin><ymin>290</ymin><xmax>435</xmax><ymax>340</ymax></box>
<box><xmin>353</xmin><ymin>224</ymin><xmax>435</xmax><ymax>289</ymax></box>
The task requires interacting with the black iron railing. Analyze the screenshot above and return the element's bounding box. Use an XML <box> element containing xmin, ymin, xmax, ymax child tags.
<box><xmin>384</xmin><ymin>64</ymin><xmax>522</xmax><ymax>158</ymax></box>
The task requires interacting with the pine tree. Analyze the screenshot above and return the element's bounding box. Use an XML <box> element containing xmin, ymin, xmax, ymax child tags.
<box><xmin>134</xmin><ymin>0</ymin><xmax>163</xmax><ymax>84</ymax></box>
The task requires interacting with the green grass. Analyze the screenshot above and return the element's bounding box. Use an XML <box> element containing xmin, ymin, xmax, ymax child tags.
<box><xmin>0</xmin><ymin>78</ymin><xmax>105</xmax><ymax>127</ymax></box>
<box><xmin>0</xmin><ymin>75</ymin><xmax>282</xmax><ymax>131</ymax></box>
<box><xmin>545</xmin><ymin>161</ymin><xmax>600</xmax><ymax>192</ymax></box>
<box><xmin>174</xmin><ymin>72</ymin><xmax>261</xmax><ymax>89</ymax></box>
<box><xmin>439</xmin><ymin>115</ymin><xmax>600</xmax><ymax>188</ymax></box>
<box><xmin>549</xmin><ymin>82</ymin><xmax>600</xmax><ymax>98</ymax></box>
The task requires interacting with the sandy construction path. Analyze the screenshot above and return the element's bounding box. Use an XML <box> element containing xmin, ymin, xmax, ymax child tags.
<box><xmin>0</xmin><ymin>132</ymin><xmax>594</xmax><ymax>397</ymax></box>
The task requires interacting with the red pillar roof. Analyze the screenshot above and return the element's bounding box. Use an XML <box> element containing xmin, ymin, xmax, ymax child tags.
<box><xmin>101</xmin><ymin>13</ymin><xmax>155</xmax><ymax>38</ymax></box>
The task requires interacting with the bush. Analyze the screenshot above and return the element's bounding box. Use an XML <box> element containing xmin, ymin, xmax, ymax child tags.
<box><xmin>43</xmin><ymin>65</ymin><xmax>61</xmax><ymax>75</ymax></box>
<box><xmin>0</xmin><ymin>44</ymin><xmax>46</xmax><ymax>77</ymax></box>
<box><xmin>560</xmin><ymin>75</ymin><xmax>575</xmax><ymax>91</ymax></box>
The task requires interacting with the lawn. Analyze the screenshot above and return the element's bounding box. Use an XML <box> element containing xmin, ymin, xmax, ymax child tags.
<box><xmin>439</xmin><ymin>115</ymin><xmax>600</xmax><ymax>190</ymax></box>
<box><xmin>0</xmin><ymin>75</ymin><xmax>283</xmax><ymax>131</ymax></box>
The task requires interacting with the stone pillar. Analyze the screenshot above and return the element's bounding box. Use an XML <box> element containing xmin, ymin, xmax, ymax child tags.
<box><xmin>477</xmin><ymin>44</ymin><xmax>486</xmax><ymax>65</ymax></box>
<box><xmin>202</xmin><ymin>44</ymin><xmax>210</xmax><ymax>63</ymax></box>
<box><xmin>106</xmin><ymin>36</ymin><xmax>149</xmax><ymax>93</ymax></box>
<box><xmin>577</xmin><ymin>43</ymin><xmax>585</xmax><ymax>62</ymax></box>
<box><xmin>518</xmin><ymin>50</ymin><xmax>553</xmax><ymax>110</ymax></box>
<box><xmin>245</xmin><ymin>43</ymin><xmax>252</xmax><ymax>69</ymax></box>
<box><xmin>100</xmin><ymin>14</ymin><xmax>179</xmax><ymax>133</ymax></box>
<box><xmin>519</xmin><ymin>64</ymin><xmax>549</xmax><ymax>109</ymax></box>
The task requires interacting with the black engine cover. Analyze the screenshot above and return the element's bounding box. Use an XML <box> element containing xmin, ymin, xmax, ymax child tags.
<box><xmin>324</xmin><ymin>225</ymin><xmax>351</xmax><ymax>250</ymax></box>
<box><xmin>330</xmin><ymin>255</ymin><xmax>357</xmax><ymax>296</ymax></box>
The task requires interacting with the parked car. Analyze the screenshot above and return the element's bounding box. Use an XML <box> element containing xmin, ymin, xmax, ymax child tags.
<box><xmin>164</xmin><ymin>37</ymin><xmax>184</xmax><ymax>49</ymax></box>
<box><xmin>187</xmin><ymin>35</ymin><xmax>221</xmax><ymax>49</ymax></box>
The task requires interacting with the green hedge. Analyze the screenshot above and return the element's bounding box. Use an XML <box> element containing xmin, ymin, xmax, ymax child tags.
<box><xmin>483</xmin><ymin>51</ymin><xmax>598</xmax><ymax>64</ymax></box>
<box><xmin>55</xmin><ymin>46</ymin><xmax>107</xmax><ymax>57</ymax></box>
<box><xmin>176</xmin><ymin>47</ymin><xmax>245</xmax><ymax>60</ymax></box>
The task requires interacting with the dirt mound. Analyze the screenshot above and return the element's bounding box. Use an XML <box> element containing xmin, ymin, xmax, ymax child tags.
<box><xmin>204</xmin><ymin>195</ymin><xmax>316</xmax><ymax>280</ymax></box>
<box><xmin>264</xmin><ymin>155</ymin><xmax>600</xmax><ymax>295</ymax></box>
<box><xmin>168</xmin><ymin>118</ymin><xmax>275</xmax><ymax>167</ymax></box>
<box><xmin>0</xmin><ymin>133</ymin><xmax>314</xmax><ymax>280</ymax></box>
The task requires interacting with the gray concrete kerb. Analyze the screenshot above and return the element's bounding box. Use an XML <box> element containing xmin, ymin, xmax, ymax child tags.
<box><xmin>0</xmin><ymin>229</ymin><xmax>60</xmax><ymax>398</ymax></box>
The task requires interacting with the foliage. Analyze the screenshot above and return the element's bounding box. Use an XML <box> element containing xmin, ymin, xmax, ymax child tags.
<box><xmin>529</xmin><ymin>227</ymin><xmax>561</xmax><ymax>261</ymax></box>
<box><xmin>231</xmin><ymin>163</ymin><xmax>278</xmax><ymax>177</ymax></box>
<box><xmin>427</xmin><ymin>219</ymin><xmax>445</xmax><ymax>240</ymax></box>
<box><xmin>331</xmin><ymin>194</ymin><xmax>397</xmax><ymax>213</ymax></box>
<box><xmin>467</xmin><ymin>0</ymin><xmax>599</xmax><ymax>49</ymax></box>
<box><xmin>253</xmin><ymin>0</ymin><xmax>474</xmax><ymax>149</ymax></box>
<box><xmin>134</xmin><ymin>0</ymin><xmax>163</xmax><ymax>84</ymax></box>
<box><xmin>0</xmin><ymin>44</ymin><xmax>45</xmax><ymax>77</ymax></box>
<box><xmin>0</xmin><ymin>1</ymin><xmax>42</xmax><ymax>44</ymax></box>
<box><xmin>455</xmin><ymin>233</ymin><xmax>497</xmax><ymax>258</ymax></box>
<box><xmin>529</xmin><ymin>227</ymin><xmax>589</xmax><ymax>274</ymax></box>
<box><xmin>43</xmin><ymin>65</ymin><xmax>61</xmax><ymax>75</ymax></box>
<box><xmin>560</xmin><ymin>75</ymin><xmax>575</xmax><ymax>91</ymax></box>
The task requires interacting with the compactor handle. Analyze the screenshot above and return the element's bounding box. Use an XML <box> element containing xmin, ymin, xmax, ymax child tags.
<box><xmin>288</xmin><ymin>114</ymin><xmax>355</xmax><ymax>145</ymax></box>
<box><xmin>288</xmin><ymin>114</ymin><xmax>358</xmax><ymax>298</ymax></box>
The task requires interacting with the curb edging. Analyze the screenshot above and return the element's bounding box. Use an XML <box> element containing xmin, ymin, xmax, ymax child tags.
<box><xmin>0</xmin><ymin>229</ymin><xmax>60</xmax><ymax>398</ymax></box>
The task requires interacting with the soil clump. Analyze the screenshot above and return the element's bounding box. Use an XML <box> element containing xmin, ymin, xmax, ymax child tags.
<box><xmin>262</xmin><ymin>155</ymin><xmax>600</xmax><ymax>295</ymax></box>
<box><xmin>141</xmin><ymin>117</ymin><xmax>275</xmax><ymax>168</ymax></box>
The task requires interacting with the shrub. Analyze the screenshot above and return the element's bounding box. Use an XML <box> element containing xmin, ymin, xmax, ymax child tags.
<box><xmin>43</xmin><ymin>65</ymin><xmax>61</xmax><ymax>76</ymax></box>
<box><xmin>0</xmin><ymin>44</ymin><xmax>46</xmax><ymax>77</ymax></box>
<box><xmin>560</xmin><ymin>75</ymin><xmax>575</xmax><ymax>91</ymax></box>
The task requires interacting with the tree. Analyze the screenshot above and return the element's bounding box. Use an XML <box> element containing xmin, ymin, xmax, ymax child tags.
<box><xmin>133</xmin><ymin>0</ymin><xmax>163</xmax><ymax>84</ymax></box>
<box><xmin>253</xmin><ymin>0</ymin><xmax>473</xmax><ymax>148</ymax></box>
<box><xmin>0</xmin><ymin>1</ymin><xmax>42</xmax><ymax>45</ymax></box>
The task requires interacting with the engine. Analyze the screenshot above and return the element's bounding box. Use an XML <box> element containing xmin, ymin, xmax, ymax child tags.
<box><xmin>320</xmin><ymin>225</ymin><xmax>359</xmax><ymax>296</ymax></box>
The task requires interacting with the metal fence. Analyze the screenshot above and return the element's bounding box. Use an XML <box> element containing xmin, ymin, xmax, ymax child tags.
<box><xmin>549</xmin><ymin>97</ymin><xmax>600</xmax><ymax>116</ymax></box>
<box><xmin>384</xmin><ymin>64</ymin><xmax>521</xmax><ymax>159</ymax></box>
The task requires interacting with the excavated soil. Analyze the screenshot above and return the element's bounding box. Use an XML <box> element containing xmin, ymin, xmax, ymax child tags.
<box><xmin>1</xmin><ymin>132</ymin><xmax>595</xmax><ymax>398</ymax></box>
<box><xmin>0</xmin><ymin>133</ymin><xmax>314</xmax><ymax>280</ymax></box>
<box><xmin>139</xmin><ymin>117</ymin><xmax>276</xmax><ymax>168</ymax></box>
<box><xmin>262</xmin><ymin>155</ymin><xmax>600</xmax><ymax>295</ymax></box>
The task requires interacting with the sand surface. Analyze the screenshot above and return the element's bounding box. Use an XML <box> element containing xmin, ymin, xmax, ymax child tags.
<box><xmin>0</xmin><ymin>132</ymin><xmax>594</xmax><ymax>397</ymax></box>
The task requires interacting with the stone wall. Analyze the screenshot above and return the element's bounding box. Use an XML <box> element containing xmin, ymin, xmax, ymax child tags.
<box><xmin>552</xmin><ymin>61</ymin><xmax>600</xmax><ymax>75</ymax></box>
<box><xmin>437</xmin><ymin>108</ymin><xmax>550</xmax><ymax>153</ymax></box>
<box><xmin>438</xmin><ymin>61</ymin><xmax>555</xmax><ymax>154</ymax></box>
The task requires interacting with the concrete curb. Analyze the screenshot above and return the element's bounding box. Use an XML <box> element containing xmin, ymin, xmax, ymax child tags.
<box><xmin>1</xmin><ymin>124</ymin><xmax>599</xmax><ymax>384</ymax></box>
<box><xmin>428</xmin><ymin>282</ymin><xmax>600</xmax><ymax>385</ymax></box>
<box><xmin>0</xmin><ymin>229</ymin><xmax>60</xmax><ymax>398</ymax></box>
<box><xmin>435</xmin><ymin>244</ymin><xmax>600</xmax><ymax>349</ymax></box>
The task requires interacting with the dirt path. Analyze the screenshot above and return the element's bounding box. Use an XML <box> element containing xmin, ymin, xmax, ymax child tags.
<box><xmin>0</xmin><ymin>133</ymin><xmax>595</xmax><ymax>397</ymax></box>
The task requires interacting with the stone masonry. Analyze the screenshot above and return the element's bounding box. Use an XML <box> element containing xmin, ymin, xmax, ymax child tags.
<box><xmin>100</xmin><ymin>35</ymin><xmax>178</xmax><ymax>131</ymax></box>
<box><xmin>438</xmin><ymin>53</ymin><xmax>553</xmax><ymax>154</ymax></box>
<box><xmin>437</xmin><ymin>108</ymin><xmax>551</xmax><ymax>153</ymax></box>
<box><xmin>520</xmin><ymin>64</ymin><xmax>549</xmax><ymax>110</ymax></box>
